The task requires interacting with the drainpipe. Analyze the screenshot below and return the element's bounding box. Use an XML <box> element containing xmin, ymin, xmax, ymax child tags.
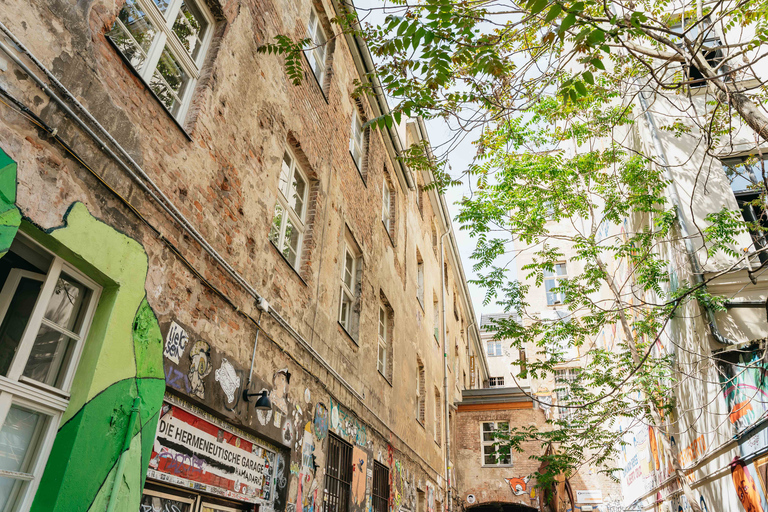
<box><xmin>637</xmin><ymin>89</ymin><xmax>738</xmax><ymax>345</ymax></box>
<box><xmin>439</xmin><ymin>230</ymin><xmax>452</xmax><ymax>512</ymax></box>
<box><xmin>106</xmin><ymin>397</ymin><xmax>140</xmax><ymax>512</ymax></box>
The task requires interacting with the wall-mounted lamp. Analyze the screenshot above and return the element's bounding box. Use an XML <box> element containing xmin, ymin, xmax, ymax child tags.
<box><xmin>243</xmin><ymin>389</ymin><xmax>272</xmax><ymax>410</ymax></box>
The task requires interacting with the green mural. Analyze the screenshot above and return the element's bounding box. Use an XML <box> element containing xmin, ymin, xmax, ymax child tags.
<box><xmin>17</xmin><ymin>203</ymin><xmax>166</xmax><ymax>512</ymax></box>
<box><xmin>0</xmin><ymin>148</ymin><xmax>21</xmax><ymax>257</ymax></box>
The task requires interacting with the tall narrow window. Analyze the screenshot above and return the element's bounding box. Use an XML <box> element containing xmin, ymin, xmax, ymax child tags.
<box><xmin>306</xmin><ymin>6</ymin><xmax>328</xmax><ymax>85</ymax></box>
<box><xmin>339</xmin><ymin>237</ymin><xmax>361</xmax><ymax>338</ymax></box>
<box><xmin>416</xmin><ymin>358</ymin><xmax>426</xmax><ymax>424</ymax></box>
<box><xmin>372</xmin><ymin>461</ymin><xmax>390</xmax><ymax>512</ymax></box>
<box><xmin>377</xmin><ymin>305</ymin><xmax>388</xmax><ymax>376</ymax></box>
<box><xmin>324</xmin><ymin>433</ymin><xmax>352</xmax><ymax>512</ymax></box>
<box><xmin>417</xmin><ymin>185</ymin><xmax>424</xmax><ymax>217</ymax></box>
<box><xmin>350</xmin><ymin>110</ymin><xmax>365</xmax><ymax>171</ymax></box>
<box><xmin>416</xmin><ymin>250</ymin><xmax>424</xmax><ymax>307</ymax></box>
<box><xmin>270</xmin><ymin>149</ymin><xmax>309</xmax><ymax>269</ymax></box>
<box><xmin>544</xmin><ymin>262</ymin><xmax>567</xmax><ymax>305</ymax></box>
<box><xmin>482</xmin><ymin>422</ymin><xmax>511</xmax><ymax>466</ymax></box>
<box><xmin>108</xmin><ymin>0</ymin><xmax>214</xmax><ymax>121</ymax></box>
<box><xmin>433</xmin><ymin>296</ymin><xmax>440</xmax><ymax>343</ymax></box>
<box><xmin>434</xmin><ymin>388</ymin><xmax>442</xmax><ymax>446</ymax></box>
<box><xmin>432</xmin><ymin>223</ymin><xmax>438</xmax><ymax>257</ymax></box>
<box><xmin>382</xmin><ymin>179</ymin><xmax>393</xmax><ymax>234</ymax></box>
<box><xmin>486</xmin><ymin>340</ymin><xmax>503</xmax><ymax>357</ymax></box>
<box><xmin>0</xmin><ymin>234</ymin><xmax>101</xmax><ymax>508</ymax></box>
<box><xmin>555</xmin><ymin>368</ymin><xmax>581</xmax><ymax>421</ymax></box>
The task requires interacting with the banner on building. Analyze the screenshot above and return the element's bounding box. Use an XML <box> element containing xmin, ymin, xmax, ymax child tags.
<box><xmin>470</xmin><ymin>356</ymin><xmax>476</xmax><ymax>388</ymax></box>
<box><xmin>147</xmin><ymin>397</ymin><xmax>277</xmax><ymax>504</ymax></box>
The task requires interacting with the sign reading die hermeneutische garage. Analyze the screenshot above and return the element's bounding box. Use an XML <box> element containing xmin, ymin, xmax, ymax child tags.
<box><xmin>147</xmin><ymin>395</ymin><xmax>277</xmax><ymax>504</ymax></box>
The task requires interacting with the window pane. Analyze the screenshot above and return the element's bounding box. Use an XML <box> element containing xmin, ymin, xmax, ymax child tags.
<box><xmin>379</xmin><ymin>308</ymin><xmax>386</xmax><ymax>338</ymax></box>
<box><xmin>340</xmin><ymin>294</ymin><xmax>350</xmax><ymax>328</ymax></box>
<box><xmin>282</xmin><ymin>217</ymin><xmax>300</xmax><ymax>266</ymax></box>
<box><xmin>0</xmin><ymin>278</ymin><xmax>43</xmax><ymax>377</ymax></box>
<box><xmin>22</xmin><ymin>324</ymin><xmax>77</xmax><ymax>388</ymax></box>
<box><xmin>290</xmin><ymin>171</ymin><xmax>306</xmax><ymax>219</ymax></box>
<box><xmin>172</xmin><ymin>0</ymin><xmax>209</xmax><ymax>61</ymax></box>
<box><xmin>270</xmin><ymin>204</ymin><xmax>284</xmax><ymax>247</ymax></box>
<box><xmin>149</xmin><ymin>47</ymin><xmax>191</xmax><ymax>116</ymax></box>
<box><xmin>44</xmin><ymin>274</ymin><xmax>88</xmax><ymax>332</ymax></box>
<box><xmin>0</xmin><ymin>406</ymin><xmax>42</xmax><ymax>507</ymax></box>
<box><xmin>280</xmin><ymin>154</ymin><xmax>292</xmax><ymax>196</ymax></box>
<box><xmin>343</xmin><ymin>252</ymin><xmax>354</xmax><ymax>288</ymax></box>
<box><xmin>151</xmin><ymin>0</ymin><xmax>172</xmax><ymax>14</ymax></box>
<box><xmin>108</xmin><ymin>0</ymin><xmax>157</xmax><ymax>69</ymax></box>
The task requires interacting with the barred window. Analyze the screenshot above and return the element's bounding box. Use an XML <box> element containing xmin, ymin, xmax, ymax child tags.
<box><xmin>324</xmin><ymin>433</ymin><xmax>352</xmax><ymax>512</ymax></box>
<box><xmin>372</xmin><ymin>461</ymin><xmax>390</xmax><ymax>512</ymax></box>
<box><xmin>489</xmin><ymin>376</ymin><xmax>505</xmax><ymax>387</ymax></box>
<box><xmin>416</xmin><ymin>358</ymin><xmax>426</xmax><ymax>424</ymax></box>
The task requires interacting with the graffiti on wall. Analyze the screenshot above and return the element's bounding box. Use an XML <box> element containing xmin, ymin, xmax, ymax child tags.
<box><xmin>314</xmin><ymin>403</ymin><xmax>328</xmax><ymax>441</ymax></box>
<box><xmin>164</xmin><ymin>321</ymin><xmax>190</xmax><ymax>364</ymax></box>
<box><xmin>506</xmin><ymin>477</ymin><xmax>529</xmax><ymax>496</ymax></box>
<box><xmin>329</xmin><ymin>397</ymin><xmax>367</xmax><ymax>447</ymax></box>
<box><xmin>273</xmin><ymin>369</ymin><xmax>291</xmax><ymax>414</ymax></box>
<box><xmin>351</xmin><ymin>446</ymin><xmax>368</xmax><ymax>505</ymax></box>
<box><xmin>215</xmin><ymin>358</ymin><xmax>241</xmax><ymax>404</ymax></box>
<box><xmin>188</xmin><ymin>340</ymin><xmax>212</xmax><ymax>399</ymax></box>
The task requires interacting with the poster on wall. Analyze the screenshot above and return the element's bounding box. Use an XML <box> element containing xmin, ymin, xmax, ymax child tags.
<box><xmin>147</xmin><ymin>396</ymin><xmax>278</xmax><ymax>504</ymax></box>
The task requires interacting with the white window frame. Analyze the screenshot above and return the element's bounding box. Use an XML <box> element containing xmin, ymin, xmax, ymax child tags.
<box><xmin>306</xmin><ymin>6</ymin><xmax>328</xmax><ymax>86</ymax></box>
<box><xmin>108</xmin><ymin>0</ymin><xmax>214</xmax><ymax>121</ymax></box>
<box><xmin>382</xmin><ymin>179</ymin><xmax>392</xmax><ymax>232</ymax></box>
<box><xmin>350</xmin><ymin>110</ymin><xmax>365</xmax><ymax>170</ymax></box>
<box><xmin>377</xmin><ymin>305</ymin><xmax>388</xmax><ymax>376</ymax></box>
<box><xmin>486</xmin><ymin>340</ymin><xmax>503</xmax><ymax>357</ymax></box>
<box><xmin>433</xmin><ymin>298</ymin><xmax>440</xmax><ymax>343</ymax></box>
<box><xmin>489</xmin><ymin>376</ymin><xmax>505</xmax><ymax>387</ymax></box>
<box><xmin>0</xmin><ymin>233</ymin><xmax>102</xmax><ymax>511</ymax></box>
<box><xmin>544</xmin><ymin>262</ymin><xmax>567</xmax><ymax>305</ymax></box>
<box><xmin>481</xmin><ymin>422</ymin><xmax>511</xmax><ymax>467</ymax></box>
<box><xmin>339</xmin><ymin>242</ymin><xmax>359</xmax><ymax>332</ymax></box>
<box><xmin>434</xmin><ymin>388</ymin><xmax>442</xmax><ymax>445</ymax></box>
<box><xmin>416</xmin><ymin>259</ymin><xmax>425</xmax><ymax>308</ymax></box>
<box><xmin>270</xmin><ymin>148</ymin><xmax>309</xmax><ymax>269</ymax></box>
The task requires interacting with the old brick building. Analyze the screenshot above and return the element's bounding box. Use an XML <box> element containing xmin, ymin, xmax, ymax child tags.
<box><xmin>0</xmin><ymin>0</ymin><xmax>489</xmax><ymax>510</ymax></box>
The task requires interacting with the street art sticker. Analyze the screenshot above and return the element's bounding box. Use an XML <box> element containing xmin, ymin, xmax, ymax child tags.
<box><xmin>506</xmin><ymin>476</ymin><xmax>529</xmax><ymax>496</ymax></box>
<box><xmin>148</xmin><ymin>400</ymin><xmax>276</xmax><ymax>504</ymax></box>
<box><xmin>426</xmin><ymin>482</ymin><xmax>435</xmax><ymax>512</ymax></box>
<box><xmin>187</xmin><ymin>340</ymin><xmax>211</xmax><ymax>399</ymax></box>
<box><xmin>297</xmin><ymin>427</ymin><xmax>318</xmax><ymax>512</ymax></box>
<box><xmin>164</xmin><ymin>321</ymin><xmax>189</xmax><ymax>364</ymax></box>
<box><xmin>351</xmin><ymin>446</ymin><xmax>368</xmax><ymax>505</ymax></box>
<box><xmin>215</xmin><ymin>358</ymin><xmax>241</xmax><ymax>404</ymax></box>
<box><xmin>273</xmin><ymin>369</ymin><xmax>291</xmax><ymax>414</ymax></box>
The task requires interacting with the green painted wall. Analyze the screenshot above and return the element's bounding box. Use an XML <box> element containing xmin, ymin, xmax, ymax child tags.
<box><xmin>6</xmin><ymin>201</ymin><xmax>166</xmax><ymax>512</ymax></box>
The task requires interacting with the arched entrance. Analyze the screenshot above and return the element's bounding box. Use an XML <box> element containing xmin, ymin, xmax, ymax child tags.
<box><xmin>467</xmin><ymin>501</ymin><xmax>539</xmax><ymax>512</ymax></box>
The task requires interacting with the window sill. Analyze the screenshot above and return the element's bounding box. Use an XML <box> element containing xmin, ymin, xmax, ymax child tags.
<box><xmin>416</xmin><ymin>418</ymin><xmax>425</xmax><ymax>430</ymax></box>
<box><xmin>481</xmin><ymin>464</ymin><xmax>514</xmax><ymax>469</ymax></box>
<box><xmin>106</xmin><ymin>36</ymin><xmax>193</xmax><ymax>142</ymax></box>
<box><xmin>269</xmin><ymin>241</ymin><xmax>308</xmax><ymax>286</ymax></box>
<box><xmin>382</xmin><ymin>221</ymin><xmax>395</xmax><ymax>247</ymax></box>
<box><xmin>377</xmin><ymin>369</ymin><xmax>392</xmax><ymax>387</ymax></box>
<box><xmin>350</xmin><ymin>151</ymin><xmax>367</xmax><ymax>185</ymax></box>
<box><xmin>338</xmin><ymin>321</ymin><xmax>359</xmax><ymax>347</ymax></box>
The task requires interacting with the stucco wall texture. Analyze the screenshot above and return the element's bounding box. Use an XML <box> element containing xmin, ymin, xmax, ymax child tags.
<box><xmin>0</xmin><ymin>0</ymin><xmax>481</xmax><ymax>510</ymax></box>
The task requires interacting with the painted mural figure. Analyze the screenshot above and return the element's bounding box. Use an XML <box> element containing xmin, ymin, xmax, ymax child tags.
<box><xmin>188</xmin><ymin>340</ymin><xmax>212</xmax><ymax>399</ymax></box>
<box><xmin>273</xmin><ymin>368</ymin><xmax>291</xmax><ymax>414</ymax></box>
<box><xmin>732</xmin><ymin>458</ymin><xmax>766</xmax><ymax>512</ymax></box>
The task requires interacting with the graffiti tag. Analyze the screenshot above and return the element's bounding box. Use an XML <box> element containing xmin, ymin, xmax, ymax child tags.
<box><xmin>164</xmin><ymin>321</ymin><xmax>189</xmax><ymax>364</ymax></box>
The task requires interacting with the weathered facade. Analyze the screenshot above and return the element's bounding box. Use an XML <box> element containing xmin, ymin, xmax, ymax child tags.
<box><xmin>0</xmin><ymin>0</ymin><xmax>489</xmax><ymax>510</ymax></box>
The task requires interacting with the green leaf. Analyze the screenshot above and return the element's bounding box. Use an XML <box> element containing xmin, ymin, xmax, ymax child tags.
<box><xmin>531</xmin><ymin>0</ymin><xmax>549</xmax><ymax>15</ymax></box>
<box><xmin>591</xmin><ymin>57</ymin><xmax>605</xmax><ymax>70</ymax></box>
<box><xmin>582</xmin><ymin>70</ymin><xmax>594</xmax><ymax>84</ymax></box>
<box><xmin>544</xmin><ymin>4</ymin><xmax>562</xmax><ymax>22</ymax></box>
<box><xmin>560</xmin><ymin>13</ymin><xmax>577</xmax><ymax>33</ymax></box>
<box><xmin>574</xmin><ymin>80</ymin><xmax>587</xmax><ymax>95</ymax></box>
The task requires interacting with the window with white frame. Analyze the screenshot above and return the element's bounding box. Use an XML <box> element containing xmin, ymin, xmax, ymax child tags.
<box><xmin>0</xmin><ymin>234</ymin><xmax>101</xmax><ymax>510</ymax></box>
<box><xmin>339</xmin><ymin>239</ymin><xmax>361</xmax><ymax>337</ymax></box>
<box><xmin>269</xmin><ymin>149</ymin><xmax>309</xmax><ymax>269</ymax></box>
<box><xmin>350</xmin><ymin>110</ymin><xmax>365</xmax><ymax>171</ymax></box>
<box><xmin>486</xmin><ymin>340</ymin><xmax>503</xmax><ymax>357</ymax></box>
<box><xmin>416</xmin><ymin>251</ymin><xmax>424</xmax><ymax>307</ymax></box>
<box><xmin>488</xmin><ymin>376</ymin><xmax>505</xmax><ymax>387</ymax></box>
<box><xmin>482</xmin><ymin>422</ymin><xmax>511</xmax><ymax>466</ymax></box>
<box><xmin>433</xmin><ymin>296</ymin><xmax>440</xmax><ymax>343</ymax></box>
<box><xmin>306</xmin><ymin>6</ymin><xmax>328</xmax><ymax>86</ymax></box>
<box><xmin>108</xmin><ymin>0</ymin><xmax>214</xmax><ymax>121</ymax></box>
<box><xmin>416</xmin><ymin>358</ymin><xmax>425</xmax><ymax>424</ymax></box>
<box><xmin>377</xmin><ymin>305</ymin><xmax>389</xmax><ymax>377</ymax></box>
<box><xmin>544</xmin><ymin>262</ymin><xmax>567</xmax><ymax>305</ymax></box>
<box><xmin>382</xmin><ymin>179</ymin><xmax>392</xmax><ymax>233</ymax></box>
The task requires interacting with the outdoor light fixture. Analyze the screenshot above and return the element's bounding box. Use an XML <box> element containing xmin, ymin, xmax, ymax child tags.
<box><xmin>243</xmin><ymin>389</ymin><xmax>272</xmax><ymax>410</ymax></box>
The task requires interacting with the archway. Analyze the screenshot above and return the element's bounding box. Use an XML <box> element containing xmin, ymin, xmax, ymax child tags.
<box><xmin>467</xmin><ymin>501</ymin><xmax>539</xmax><ymax>512</ymax></box>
